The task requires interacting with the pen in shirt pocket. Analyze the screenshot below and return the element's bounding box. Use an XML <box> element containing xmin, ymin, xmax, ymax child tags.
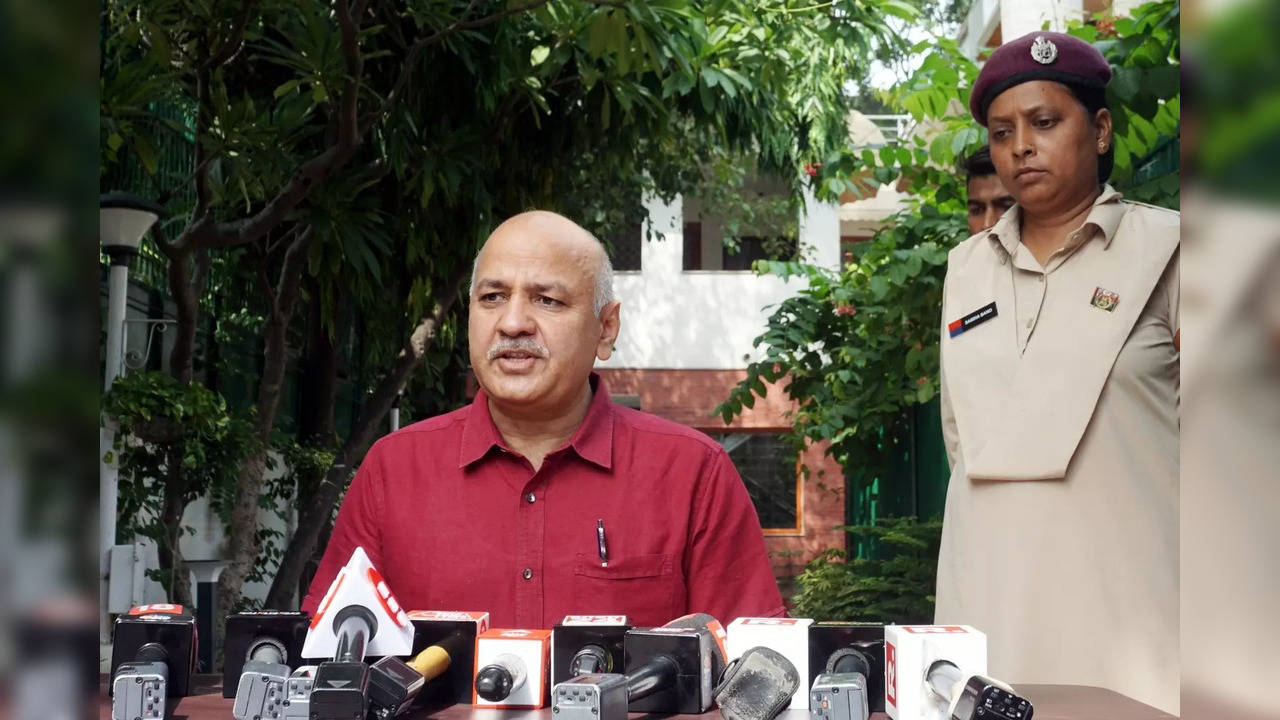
<box><xmin>596</xmin><ymin>519</ymin><xmax>609</xmax><ymax>568</ymax></box>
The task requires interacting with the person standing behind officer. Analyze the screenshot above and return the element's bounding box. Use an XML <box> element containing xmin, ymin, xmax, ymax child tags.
<box><xmin>936</xmin><ymin>32</ymin><xmax>1179</xmax><ymax>713</ymax></box>
<box><xmin>962</xmin><ymin>146</ymin><xmax>1016</xmax><ymax>235</ymax></box>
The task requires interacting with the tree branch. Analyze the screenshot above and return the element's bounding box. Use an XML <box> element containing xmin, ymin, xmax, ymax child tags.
<box><xmin>201</xmin><ymin>0</ymin><xmax>256</xmax><ymax>72</ymax></box>
<box><xmin>363</xmin><ymin>0</ymin><xmax>553</xmax><ymax>129</ymax></box>
<box><xmin>174</xmin><ymin>0</ymin><xmax>367</xmax><ymax>255</ymax></box>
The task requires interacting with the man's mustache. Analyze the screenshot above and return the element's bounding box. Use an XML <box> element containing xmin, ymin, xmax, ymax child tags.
<box><xmin>486</xmin><ymin>338</ymin><xmax>549</xmax><ymax>361</ymax></box>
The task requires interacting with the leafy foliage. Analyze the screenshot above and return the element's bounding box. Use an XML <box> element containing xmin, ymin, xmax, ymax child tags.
<box><xmin>102</xmin><ymin>372</ymin><xmax>258</xmax><ymax>595</ymax></box>
<box><xmin>791</xmin><ymin>516</ymin><xmax>942</xmax><ymax>623</ymax></box>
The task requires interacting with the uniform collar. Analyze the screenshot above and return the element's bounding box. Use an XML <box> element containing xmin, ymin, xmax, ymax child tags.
<box><xmin>987</xmin><ymin>184</ymin><xmax>1126</xmax><ymax>258</ymax></box>
<box><xmin>458</xmin><ymin>372</ymin><xmax>615</xmax><ymax>470</ymax></box>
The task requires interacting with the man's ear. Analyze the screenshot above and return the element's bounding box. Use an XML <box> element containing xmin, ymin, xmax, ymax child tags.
<box><xmin>596</xmin><ymin>301</ymin><xmax>621</xmax><ymax>361</ymax></box>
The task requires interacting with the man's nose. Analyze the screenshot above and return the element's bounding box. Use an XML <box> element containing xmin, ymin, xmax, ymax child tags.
<box><xmin>495</xmin><ymin>295</ymin><xmax>536</xmax><ymax>336</ymax></box>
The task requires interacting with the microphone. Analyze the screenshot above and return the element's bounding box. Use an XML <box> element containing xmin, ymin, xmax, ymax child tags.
<box><xmin>884</xmin><ymin>625</ymin><xmax>990</xmax><ymax>720</ymax></box>
<box><xmin>553</xmin><ymin>637</ymin><xmax>797</xmax><ymax>720</ymax></box>
<box><xmin>808</xmin><ymin>622</ymin><xmax>886</xmax><ymax>713</ymax></box>
<box><xmin>475</xmin><ymin>653</ymin><xmax>528</xmax><ymax>701</ymax></box>
<box><xmin>810</xmin><ymin>643</ymin><xmax>878</xmax><ymax>720</ymax></box>
<box><xmin>727</xmin><ymin>617</ymin><xmax>814</xmax><ymax>709</ymax></box>
<box><xmin>310</xmin><ymin>605</ymin><xmax>378</xmax><ymax>720</ymax></box>
<box><xmin>472</xmin><ymin>628</ymin><xmax>552</xmax><ymax>708</ymax></box>
<box><xmin>551</xmin><ymin>615</ymin><xmax>630</xmax><ymax>684</ymax></box>
<box><xmin>715</xmin><ymin>646</ymin><xmax>801</xmax><ymax>720</ymax></box>
<box><xmin>231</xmin><ymin>636</ymin><xmax>288</xmax><ymax>720</ymax></box>
<box><xmin>366</xmin><ymin>634</ymin><xmax>468</xmax><ymax>719</ymax></box>
<box><xmin>109</xmin><ymin>604</ymin><xmax>197</xmax><ymax>720</ymax></box>
<box><xmin>110</xmin><ymin>643</ymin><xmax>168</xmax><ymax>720</ymax></box>
<box><xmin>622</xmin><ymin>612</ymin><xmax>728</xmax><ymax>714</ymax></box>
<box><xmin>405</xmin><ymin>610</ymin><xmax>490</xmax><ymax>705</ymax></box>
<box><xmin>222</xmin><ymin>611</ymin><xmax>309</xmax><ymax>698</ymax></box>
<box><xmin>925</xmin><ymin>660</ymin><xmax>1034</xmax><ymax>720</ymax></box>
<box><xmin>302</xmin><ymin>548</ymin><xmax>414</xmax><ymax>720</ymax></box>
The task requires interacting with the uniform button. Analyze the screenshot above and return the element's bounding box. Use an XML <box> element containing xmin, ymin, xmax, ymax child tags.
<box><xmin>1038</xmin><ymin>275</ymin><xmax>1044</xmax><ymax>283</ymax></box>
<box><xmin>1025</xmin><ymin>319</ymin><xmax>1034</xmax><ymax>329</ymax></box>
<box><xmin>522</xmin><ymin>568</ymin><xmax>533</xmax><ymax>580</ymax></box>
<box><xmin>526</xmin><ymin>492</ymin><xmax>536</xmax><ymax>504</ymax></box>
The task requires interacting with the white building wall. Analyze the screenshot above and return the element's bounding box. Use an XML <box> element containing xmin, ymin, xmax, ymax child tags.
<box><xmin>598</xmin><ymin>191</ymin><xmax>840</xmax><ymax>371</ymax></box>
<box><xmin>1001</xmin><ymin>0</ymin><xmax>1084</xmax><ymax>38</ymax></box>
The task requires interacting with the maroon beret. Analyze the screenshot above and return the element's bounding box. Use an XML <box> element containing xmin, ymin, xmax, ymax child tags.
<box><xmin>969</xmin><ymin>31</ymin><xmax>1112</xmax><ymax>126</ymax></box>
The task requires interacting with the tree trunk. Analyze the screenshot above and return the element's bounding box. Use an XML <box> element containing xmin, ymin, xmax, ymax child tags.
<box><xmin>217</xmin><ymin>231</ymin><xmax>311</xmax><ymax>630</ymax></box>
<box><xmin>264</xmin><ymin>271</ymin><xmax>465</xmax><ymax>609</ymax></box>
<box><xmin>156</xmin><ymin>454</ymin><xmax>193</xmax><ymax>608</ymax></box>
<box><xmin>166</xmin><ymin>249</ymin><xmax>200</xmax><ymax>384</ymax></box>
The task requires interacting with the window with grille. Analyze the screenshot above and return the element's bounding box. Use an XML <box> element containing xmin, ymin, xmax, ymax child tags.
<box><xmin>712</xmin><ymin>432</ymin><xmax>800</xmax><ymax>532</ymax></box>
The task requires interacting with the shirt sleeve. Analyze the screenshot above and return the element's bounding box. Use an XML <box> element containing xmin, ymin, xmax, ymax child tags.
<box><xmin>299</xmin><ymin>450</ymin><xmax>386</xmax><ymax>614</ymax></box>
<box><xmin>683</xmin><ymin>448</ymin><xmax>787</xmax><ymax>623</ymax></box>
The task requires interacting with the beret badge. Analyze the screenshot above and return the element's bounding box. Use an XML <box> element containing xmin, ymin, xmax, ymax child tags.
<box><xmin>1030</xmin><ymin>35</ymin><xmax>1058</xmax><ymax>64</ymax></box>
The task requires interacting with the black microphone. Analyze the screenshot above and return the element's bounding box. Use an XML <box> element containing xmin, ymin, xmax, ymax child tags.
<box><xmin>474</xmin><ymin>653</ymin><xmax>529</xmax><ymax>702</ymax></box>
<box><xmin>551</xmin><ymin>615</ymin><xmax>630</xmax><ymax>684</ymax></box>
<box><xmin>367</xmin><ymin>633</ymin><xmax>468</xmax><ymax>718</ymax></box>
<box><xmin>223</xmin><ymin>610</ymin><xmax>309</xmax><ymax>699</ymax></box>
<box><xmin>715</xmin><ymin>646</ymin><xmax>801</xmax><ymax>720</ymax></box>
<box><xmin>109</xmin><ymin>605</ymin><xmax>197</xmax><ymax>720</ymax></box>
<box><xmin>310</xmin><ymin>605</ymin><xmax>378</xmax><ymax>720</ymax></box>
<box><xmin>623</xmin><ymin>612</ymin><xmax>728</xmax><ymax>713</ymax></box>
<box><xmin>231</xmin><ymin>636</ymin><xmax>291</xmax><ymax>720</ymax></box>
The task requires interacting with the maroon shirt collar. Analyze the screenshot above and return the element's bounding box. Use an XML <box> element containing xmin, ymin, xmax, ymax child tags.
<box><xmin>458</xmin><ymin>372</ymin><xmax>615</xmax><ymax>470</ymax></box>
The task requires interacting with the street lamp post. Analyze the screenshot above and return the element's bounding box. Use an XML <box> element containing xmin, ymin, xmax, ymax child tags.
<box><xmin>99</xmin><ymin>192</ymin><xmax>162</xmax><ymax>644</ymax></box>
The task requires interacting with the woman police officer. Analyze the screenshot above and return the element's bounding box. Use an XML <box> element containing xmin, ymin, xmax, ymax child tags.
<box><xmin>935</xmin><ymin>32</ymin><xmax>1179</xmax><ymax>713</ymax></box>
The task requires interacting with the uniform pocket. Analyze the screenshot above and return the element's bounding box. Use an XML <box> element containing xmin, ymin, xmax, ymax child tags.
<box><xmin>573</xmin><ymin>553</ymin><xmax>676</xmax><ymax>624</ymax></box>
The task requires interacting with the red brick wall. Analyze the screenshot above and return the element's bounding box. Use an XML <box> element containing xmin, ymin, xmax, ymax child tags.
<box><xmin>597</xmin><ymin>369</ymin><xmax>846</xmax><ymax>587</ymax></box>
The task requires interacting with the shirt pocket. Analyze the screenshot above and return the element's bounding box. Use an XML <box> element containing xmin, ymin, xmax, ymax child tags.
<box><xmin>573</xmin><ymin>552</ymin><xmax>676</xmax><ymax>625</ymax></box>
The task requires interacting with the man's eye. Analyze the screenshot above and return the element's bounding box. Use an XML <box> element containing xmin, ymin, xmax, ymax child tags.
<box><xmin>968</xmin><ymin>205</ymin><xmax>982</xmax><ymax>215</ymax></box>
<box><xmin>991</xmin><ymin>129</ymin><xmax>1010</xmax><ymax>140</ymax></box>
<box><xmin>537</xmin><ymin>296</ymin><xmax>563</xmax><ymax>307</ymax></box>
<box><xmin>1034</xmin><ymin>117</ymin><xmax>1056</xmax><ymax>128</ymax></box>
<box><xmin>480</xmin><ymin>293</ymin><xmax>504</xmax><ymax>302</ymax></box>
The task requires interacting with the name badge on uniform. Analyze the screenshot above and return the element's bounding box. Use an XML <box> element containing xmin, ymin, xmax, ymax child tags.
<box><xmin>1090</xmin><ymin>286</ymin><xmax>1120</xmax><ymax>312</ymax></box>
<box><xmin>948</xmin><ymin>301</ymin><xmax>998</xmax><ymax>338</ymax></box>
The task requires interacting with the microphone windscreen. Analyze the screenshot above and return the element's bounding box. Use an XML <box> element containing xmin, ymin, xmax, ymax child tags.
<box><xmin>714</xmin><ymin>646</ymin><xmax>799</xmax><ymax>720</ymax></box>
<box><xmin>409</xmin><ymin>645</ymin><xmax>451</xmax><ymax>682</ymax></box>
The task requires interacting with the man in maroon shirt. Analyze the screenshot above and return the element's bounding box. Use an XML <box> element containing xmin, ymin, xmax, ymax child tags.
<box><xmin>301</xmin><ymin>210</ymin><xmax>785</xmax><ymax>628</ymax></box>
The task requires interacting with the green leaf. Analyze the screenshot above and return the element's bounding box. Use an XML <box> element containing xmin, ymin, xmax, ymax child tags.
<box><xmin>273</xmin><ymin>79</ymin><xmax>302</xmax><ymax>98</ymax></box>
<box><xmin>530</xmin><ymin>45</ymin><xmax>550</xmax><ymax>66</ymax></box>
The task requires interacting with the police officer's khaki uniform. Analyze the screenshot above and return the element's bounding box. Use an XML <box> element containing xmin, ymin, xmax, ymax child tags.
<box><xmin>935</xmin><ymin>186</ymin><xmax>1179</xmax><ymax>714</ymax></box>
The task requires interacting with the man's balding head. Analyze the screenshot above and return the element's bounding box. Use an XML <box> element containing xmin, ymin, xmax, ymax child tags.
<box><xmin>467</xmin><ymin>210</ymin><xmax>622</xmax><ymax>421</ymax></box>
<box><xmin>470</xmin><ymin>211</ymin><xmax>615</xmax><ymax>316</ymax></box>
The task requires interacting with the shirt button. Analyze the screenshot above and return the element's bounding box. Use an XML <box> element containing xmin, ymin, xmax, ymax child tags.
<box><xmin>526</xmin><ymin>492</ymin><xmax>536</xmax><ymax>504</ymax></box>
<box><xmin>1038</xmin><ymin>275</ymin><xmax>1045</xmax><ymax>283</ymax></box>
<box><xmin>1025</xmin><ymin>319</ymin><xmax>1034</xmax><ymax>329</ymax></box>
<box><xmin>522</xmin><ymin>568</ymin><xmax>533</xmax><ymax>580</ymax></box>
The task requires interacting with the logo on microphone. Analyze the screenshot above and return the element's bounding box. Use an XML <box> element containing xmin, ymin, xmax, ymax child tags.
<box><xmin>128</xmin><ymin>603</ymin><xmax>183</xmax><ymax>615</ymax></box>
<box><xmin>741</xmin><ymin>618</ymin><xmax>800</xmax><ymax>626</ymax></box>
<box><xmin>885</xmin><ymin>641</ymin><xmax>897</xmax><ymax>707</ymax></box>
<box><xmin>903</xmin><ymin>625</ymin><xmax>968</xmax><ymax>634</ymax></box>
<box><xmin>367</xmin><ymin>567</ymin><xmax>409</xmax><ymax>628</ymax></box>
<box><xmin>500</xmin><ymin>630</ymin><xmax>533</xmax><ymax>638</ymax></box>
